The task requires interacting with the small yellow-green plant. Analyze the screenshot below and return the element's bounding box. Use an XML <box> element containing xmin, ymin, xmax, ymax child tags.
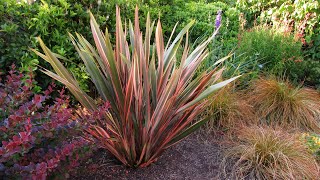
<box><xmin>302</xmin><ymin>132</ymin><xmax>320</xmax><ymax>160</ymax></box>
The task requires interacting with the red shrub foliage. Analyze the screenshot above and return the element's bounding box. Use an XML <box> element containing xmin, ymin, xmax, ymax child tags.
<box><xmin>0</xmin><ymin>65</ymin><xmax>93</xmax><ymax>179</ymax></box>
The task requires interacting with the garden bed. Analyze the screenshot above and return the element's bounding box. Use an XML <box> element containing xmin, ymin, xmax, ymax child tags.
<box><xmin>71</xmin><ymin>132</ymin><xmax>227</xmax><ymax>180</ymax></box>
<box><xmin>1</xmin><ymin>1</ymin><xmax>320</xmax><ymax>179</ymax></box>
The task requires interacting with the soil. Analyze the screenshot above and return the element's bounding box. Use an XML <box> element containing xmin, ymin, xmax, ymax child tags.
<box><xmin>70</xmin><ymin>132</ymin><xmax>229</xmax><ymax>180</ymax></box>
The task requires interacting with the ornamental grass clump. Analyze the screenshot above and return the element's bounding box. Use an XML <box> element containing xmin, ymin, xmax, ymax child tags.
<box><xmin>33</xmin><ymin>6</ymin><xmax>239</xmax><ymax>167</ymax></box>
<box><xmin>203</xmin><ymin>85</ymin><xmax>256</xmax><ymax>132</ymax></box>
<box><xmin>222</xmin><ymin>126</ymin><xmax>319</xmax><ymax>180</ymax></box>
<box><xmin>248</xmin><ymin>77</ymin><xmax>320</xmax><ymax>132</ymax></box>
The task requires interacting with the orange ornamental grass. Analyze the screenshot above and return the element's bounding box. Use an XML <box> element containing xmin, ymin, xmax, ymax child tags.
<box><xmin>203</xmin><ymin>85</ymin><xmax>257</xmax><ymax>132</ymax></box>
<box><xmin>32</xmin><ymin>6</ymin><xmax>239</xmax><ymax>167</ymax></box>
<box><xmin>222</xmin><ymin>126</ymin><xmax>319</xmax><ymax>180</ymax></box>
<box><xmin>248</xmin><ymin>77</ymin><xmax>320</xmax><ymax>132</ymax></box>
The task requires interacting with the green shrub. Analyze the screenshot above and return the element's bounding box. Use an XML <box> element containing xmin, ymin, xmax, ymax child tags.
<box><xmin>287</xmin><ymin>30</ymin><xmax>320</xmax><ymax>88</ymax></box>
<box><xmin>170</xmin><ymin>1</ymin><xmax>240</xmax><ymax>62</ymax></box>
<box><xmin>0</xmin><ymin>1</ymin><xmax>38</xmax><ymax>72</ymax></box>
<box><xmin>237</xmin><ymin>0</ymin><xmax>319</xmax><ymax>44</ymax></box>
<box><xmin>236</xmin><ymin>0</ymin><xmax>320</xmax><ymax>87</ymax></box>
<box><xmin>286</xmin><ymin>57</ymin><xmax>320</xmax><ymax>89</ymax></box>
<box><xmin>0</xmin><ymin>0</ymin><xmax>143</xmax><ymax>91</ymax></box>
<box><xmin>1</xmin><ymin>0</ymin><xmax>240</xmax><ymax>93</ymax></box>
<box><xmin>236</xmin><ymin>26</ymin><xmax>303</xmax><ymax>77</ymax></box>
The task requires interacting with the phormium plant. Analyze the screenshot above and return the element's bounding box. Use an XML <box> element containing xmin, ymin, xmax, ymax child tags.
<box><xmin>33</xmin><ymin>6</ymin><xmax>239</xmax><ymax>167</ymax></box>
<box><xmin>0</xmin><ymin>65</ymin><xmax>92</xmax><ymax>179</ymax></box>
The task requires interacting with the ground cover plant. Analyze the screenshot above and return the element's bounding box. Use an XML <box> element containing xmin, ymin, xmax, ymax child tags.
<box><xmin>33</xmin><ymin>6</ymin><xmax>239</xmax><ymax>167</ymax></box>
<box><xmin>303</xmin><ymin>132</ymin><xmax>320</xmax><ymax>160</ymax></box>
<box><xmin>222</xmin><ymin>126</ymin><xmax>319</xmax><ymax>179</ymax></box>
<box><xmin>0</xmin><ymin>65</ymin><xmax>93</xmax><ymax>179</ymax></box>
<box><xmin>247</xmin><ymin>77</ymin><xmax>320</xmax><ymax>132</ymax></box>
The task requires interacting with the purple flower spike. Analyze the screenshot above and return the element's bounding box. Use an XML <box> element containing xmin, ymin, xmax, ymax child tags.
<box><xmin>215</xmin><ymin>10</ymin><xmax>222</xmax><ymax>29</ymax></box>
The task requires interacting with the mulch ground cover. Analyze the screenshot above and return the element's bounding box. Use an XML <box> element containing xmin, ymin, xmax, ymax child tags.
<box><xmin>70</xmin><ymin>132</ymin><xmax>229</xmax><ymax>180</ymax></box>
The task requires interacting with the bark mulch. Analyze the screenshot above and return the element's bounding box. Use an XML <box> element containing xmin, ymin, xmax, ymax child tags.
<box><xmin>70</xmin><ymin>132</ymin><xmax>229</xmax><ymax>180</ymax></box>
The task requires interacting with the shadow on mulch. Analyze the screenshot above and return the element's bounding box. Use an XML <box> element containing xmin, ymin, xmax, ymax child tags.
<box><xmin>70</xmin><ymin>132</ymin><xmax>231</xmax><ymax>180</ymax></box>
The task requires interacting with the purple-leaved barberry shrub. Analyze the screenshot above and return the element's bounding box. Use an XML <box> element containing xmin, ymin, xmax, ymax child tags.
<box><xmin>0</xmin><ymin>65</ymin><xmax>95</xmax><ymax>179</ymax></box>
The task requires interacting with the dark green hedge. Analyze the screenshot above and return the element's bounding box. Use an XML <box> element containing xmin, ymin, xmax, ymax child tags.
<box><xmin>0</xmin><ymin>0</ymin><xmax>239</xmax><ymax>92</ymax></box>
